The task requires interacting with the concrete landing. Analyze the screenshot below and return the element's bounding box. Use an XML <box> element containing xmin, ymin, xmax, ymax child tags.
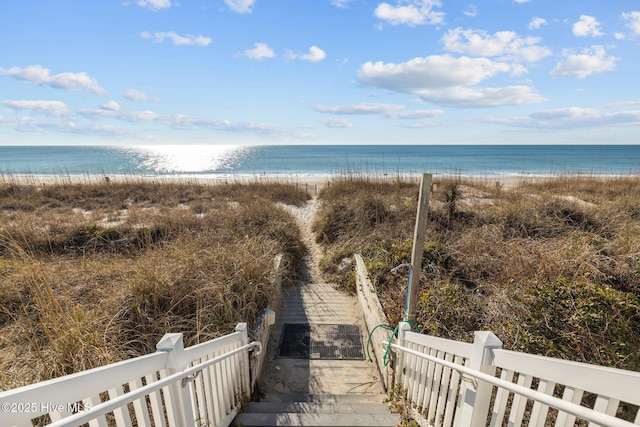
<box><xmin>257</xmin><ymin>283</ymin><xmax>387</xmax><ymax>396</ymax></box>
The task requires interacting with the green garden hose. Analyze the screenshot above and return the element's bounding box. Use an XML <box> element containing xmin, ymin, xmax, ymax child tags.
<box><xmin>366</xmin><ymin>320</ymin><xmax>421</xmax><ymax>366</ymax></box>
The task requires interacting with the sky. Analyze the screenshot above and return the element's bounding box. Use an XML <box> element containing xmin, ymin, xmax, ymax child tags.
<box><xmin>1</xmin><ymin>0</ymin><xmax>639</xmax><ymax>146</ymax></box>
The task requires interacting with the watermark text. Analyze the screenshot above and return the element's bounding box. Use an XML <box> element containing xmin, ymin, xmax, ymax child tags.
<box><xmin>1</xmin><ymin>401</ymin><xmax>92</xmax><ymax>413</ymax></box>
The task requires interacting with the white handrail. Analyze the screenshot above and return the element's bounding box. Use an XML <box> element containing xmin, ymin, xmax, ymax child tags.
<box><xmin>388</xmin><ymin>342</ymin><xmax>635</xmax><ymax>427</ymax></box>
<box><xmin>0</xmin><ymin>351</ymin><xmax>168</xmax><ymax>404</ymax></box>
<box><xmin>47</xmin><ymin>341</ymin><xmax>261</xmax><ymax>427</ymax></box>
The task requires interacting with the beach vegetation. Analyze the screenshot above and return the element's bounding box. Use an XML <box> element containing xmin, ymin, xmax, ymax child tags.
<box><xmin>444</xmin><ymin>182</ymin><xmax>461</xmax><ymax>225</ymax></box>
<box><xmin>2</xmin><ymin>173</ymin><xmax>639</xmax><ymax>392</ymax></box>
<box><xmin>315</xmin><ymin>175</ymin><xmax>640</xmax><ymax>372</ymax></box>
<box><xmin>0</xmin><ymin>179</ymin><xmax>309</xmax><ymax>390</ymax></box>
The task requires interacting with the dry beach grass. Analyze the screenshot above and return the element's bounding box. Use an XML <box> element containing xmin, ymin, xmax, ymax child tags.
<box><xmin>0</xmin><ymin>179</ymin><xmax>309</xmax><ymax>390</ymax></box>
<box><xmin>314</xmin><ymin>175</ymin><xmax>640</xmax><ymax>372</ymax></box>
<box><xmin>1</xmin><ymin>174</ymin><xmax>639</xmax><ymax>393</ymax></box>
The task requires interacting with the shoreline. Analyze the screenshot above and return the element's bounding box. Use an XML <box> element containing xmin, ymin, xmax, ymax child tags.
<box><xmin>2</xmin><ymin>172</ymin><xmax>639</xmax><ymax>192</ymax></box>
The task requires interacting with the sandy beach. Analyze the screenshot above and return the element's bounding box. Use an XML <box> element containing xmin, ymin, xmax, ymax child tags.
<box><xmin>0</xmin><ymin>171</ymin><xmax>611</xmax><ymax>193</ymax></box>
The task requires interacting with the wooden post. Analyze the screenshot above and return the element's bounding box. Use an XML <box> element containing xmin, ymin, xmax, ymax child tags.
<box><xmin>404</xmin><ymin>173</ymin><xmax>432</xmax><ymax>323</ymax></box>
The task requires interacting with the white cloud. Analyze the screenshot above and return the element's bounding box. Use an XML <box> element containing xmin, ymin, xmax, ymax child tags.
<box><xmin>506</xmin><ymin>106</ymin><xmax>640</xmax><ymax>130</ymax></box>
<box><xmin>0</xmin><ymin>65</ymin><xmax>50</xmax><ymax>83</ymax></box>
<box><xmin>621</xmin><ymin>11</ymin><xmax>640</xmax><ymax>35</ymax></box>
<box><xmin>225</xmin><ymin>0</ymin><xmax>255</xmax><ymax>14</ymax></box>
<box><xmin>314</xmin><ymin>102</ymin><xmax>405</xmax><ymax>115</ymax></box>
<box><xmin>166</xmin><ymin>114</ymin><xmax>311</xmax><ymax>138</ymax></box>
<box><xmin>550</xmin><ymin>45</ymin><xmax>617</xmax><ymax>78</ymax></box>
<box><xmin>357</xmin><ymin>55</ymin><xmax>544</xmax><ymax>107</ymax></box>
<box><xmin>605</xmin><ymin>101</ymin><xmax>640</xmax><ymax>109</ymax></box>
<box><xmin>74</xmin><ymin>107</ymin><xmax>309</xmax><ymax>139</ymax></box>
<box><xmin>136</xmin><ymin>0</ymin><xmax>173</xmax><ymax>10</ymax></box>
<box><xmin>529</xmin><ymin>17</ymin><xmax>547</xmax><ymax>30</ymax></box>
<box><xmin>300</xmin><ymin>46</ymin><xmax>326</xmax><ymax>62</ymax></box>
<box><xmin>463</xmin><ymin>4</ymin><xmax>477</xmax><ymax>17</ymax></box>
<box><xmin>531</xmin><ymin>107</ymin><xmax>599</xmax><ymax>121</ymax></box>
<box><xmin>358</xmin><ymin>55</ymin><xmax>522</xmax><ymax>91</ymax></box>
<box><xmin>101</xmin><ymin>101</ymin><xmax>121</xmax><ymax>111</ymax></box>
<box><xmin>393</xmin><ymin>109</ymin><xmax>444</xmax><ymax>119</ymax></box>
<box><xmin>572</xmin><ymin>15</ymin><xmax>604</xmax><ymax>37</ymax></box>
<box><xmin>0</xmin><ymin>116</ymin><xmax>117</xmax><ymax>136</ymax></box>
<box><xmin>3</xmin><ymin>102</ymin><xmax>309</xmax><ymax>139</ymax></box>
<box><xmin>3</xmin><ymin>100</ymin><xmax>72</xmax><ymax>117</ymax></box>
<box><xmin>0</xmin><ymin>115</ymin><xmax>134</xmax><ymax>136</ymax></box>
<box><xmin>375</xmin><ymin>0</ymin><xmax>445</xmax><ymax>27</ymax></box>
<box><xmin>331</xmin><ymin>0</ymin><xmax>353</xmax><ymax>7</ymax></box>
<box><xmin>123</xmin><ymin>111</ymin><xmax>162</xmax><ymax>122</ymax></box>
<box><xmin>313</xmin><ymin>102</ymin><xmax>444</xmax><ymax>119</ymax></box>
<box><xmin>140</xmin><ymin>31</ymin><xmax>211</xmax><ymax>46</ymax></box>
<box><xmin>415</xmin><ymin>85</ymin><xmax>545</xmax><ymax>108</ymax></box>
<box><xmin>79</xmin><ymin>108</ymin><xmax>161</xmax><ymax>122</ymax></box>
<box><xmin>514</xmin><ymin>0</ymin><xmax>529</xmax><ymax>3</ymax></box>
<box><xmin>244</xmin><ymin>43</ymin><xmax>275</xmax><ymax>60</ymax></box>
<box><xmin>124</xmin><ymin>89</ymin><xmax>151</xmax><ymax>101</ymax></box>
<box><xmin>0</xmin><ymin>65</ymin><xmax>106</xmax><ymax>95</ymax></box>
<box><xmin>319</xmin><ymin>118</ymin><xmax>354</xmax><ymax>128</ymax></box>
<box><xmin>441</xmin><ymin>28</ymin><xmax>551</xmax><ymax>62</ymax></box>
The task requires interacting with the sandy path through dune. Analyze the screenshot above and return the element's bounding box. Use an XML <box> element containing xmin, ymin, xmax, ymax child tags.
<box><xmin>279</xmin><ymin>196</ymin><xmax>324</xmax><ymax>284</ymax></box>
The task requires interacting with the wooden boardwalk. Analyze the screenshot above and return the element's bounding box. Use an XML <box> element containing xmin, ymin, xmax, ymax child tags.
<box><xmin>257</xmin><ymin>282</ymin><xmax>387</xmax><ymax>397</ymax></box>
<box><xmin>236</xmin><ymin>198</ymin><xmax>399</xmax><ymax>425</ymax></box>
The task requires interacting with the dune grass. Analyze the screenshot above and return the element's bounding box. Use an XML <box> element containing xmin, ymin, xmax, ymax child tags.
<box><xmin>314</xmin><ymin>175</ymin><xmax>640</xmax><ymax>372</ymax></box>
<box><xmin>2</xmin><ymin>174</ymin><xmax>639</xmax><ymax>392</ymax></box>
<box><xmin>0</xmin><ymin>179</ymin><xmax>309</xmax><ymax>390</ymax></box>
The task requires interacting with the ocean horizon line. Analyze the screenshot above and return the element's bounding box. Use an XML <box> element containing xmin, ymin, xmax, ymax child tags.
<box><xmin>2</xmin><ymin>145</ymin><xmax>640</xmax><ymax>178</ymax></box>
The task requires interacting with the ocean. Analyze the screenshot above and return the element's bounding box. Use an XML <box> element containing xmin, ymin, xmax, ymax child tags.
<box><xmin>1</xmin><ymin>145</ymin><xmax>640</xmax><ymax>178</ymax></box>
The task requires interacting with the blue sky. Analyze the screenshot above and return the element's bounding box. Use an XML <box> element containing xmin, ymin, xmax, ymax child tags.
<box><xmin>1</xmin><ymin>0</ymin><xmax>639</xmax><ymax>145</ymax></box>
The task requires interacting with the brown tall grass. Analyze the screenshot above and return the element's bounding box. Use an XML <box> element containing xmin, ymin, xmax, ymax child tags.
<box><xmin>3</xmin><ymin>174</ymin><xmax>639</xmax><ymax>392</ymax></box>
<box><xmin>314</xmin><ymin>176</ymin><xmax>640</xmax><ymax>372</ymax></box>
<box><xmin>0</xmin><ymin>179</ymin><xmax>309</xmax><ymax>390</ymax></box>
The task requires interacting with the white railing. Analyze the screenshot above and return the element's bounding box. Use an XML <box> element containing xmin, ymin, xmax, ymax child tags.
<box><xmin>391</xmin><ymin>322</ymin><xmax>640</xmax><ymax>427</ymax></box>
<box><xmin>0</xmin><ymin>323</ymin><xmax>261</xmax><ymax>427</ymax></box>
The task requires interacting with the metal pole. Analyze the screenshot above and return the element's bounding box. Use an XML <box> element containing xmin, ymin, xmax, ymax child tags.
<box><xmin>404</xmin><ymin>173</ymin><xmax>432</xmax><ymax>322</ymax></box>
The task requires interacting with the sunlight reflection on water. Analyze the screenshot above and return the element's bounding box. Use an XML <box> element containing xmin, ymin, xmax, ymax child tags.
<box><xmin>128</xmin><ymin>145</ymin><xmax>249</xmax><ymax>173</ymax></box>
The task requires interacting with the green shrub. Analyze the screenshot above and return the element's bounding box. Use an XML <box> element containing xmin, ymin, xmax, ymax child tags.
<box><xmin>417</xmin><ymin>283</ymin><xmax>483</xmax><ymax>341</ymax></box>
<box><xmin>520</xmin><ymin>278</ymin><xmax>640</xmax><ymax>370</ymax></box>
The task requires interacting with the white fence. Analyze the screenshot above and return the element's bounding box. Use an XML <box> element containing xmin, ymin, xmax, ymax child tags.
<box><xmin>0</xmin><ymin>323</ymin><xmax>260</xmax><ymax>427</ymax></box>
<box><xmin>392</xmin><ymin>322</ymin><xmax>640</xmax><ymax>427</ymax></box>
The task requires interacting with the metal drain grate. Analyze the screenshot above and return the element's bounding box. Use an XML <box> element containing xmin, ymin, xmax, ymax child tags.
<box><xmin>278</xmin><ymin>324</ymin><xmax>365</xmax><ymax>360</ymax></box>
